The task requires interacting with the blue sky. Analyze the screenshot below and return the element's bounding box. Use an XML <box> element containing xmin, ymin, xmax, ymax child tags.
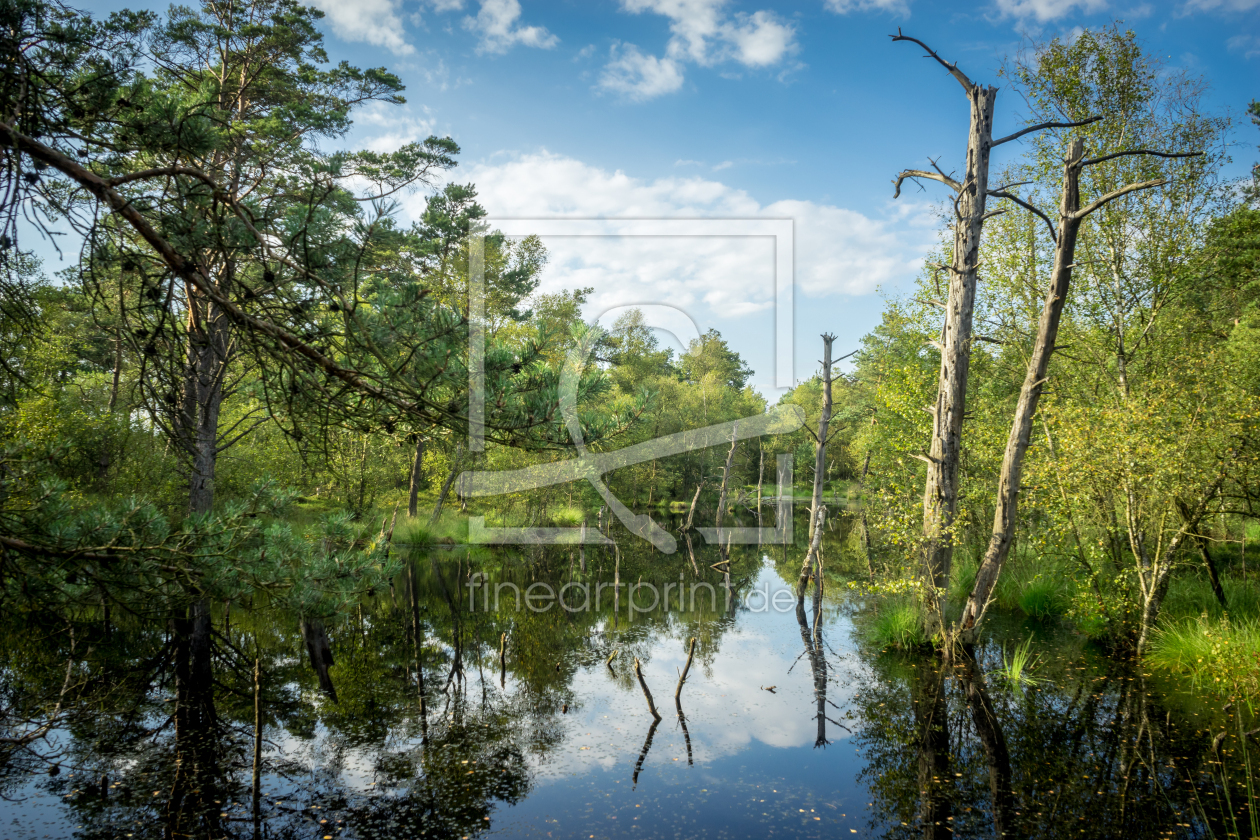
<box><xmin>79</xmin><ymin>0</ymin><xmax>1260</xmax><ymax>396</ymax></box>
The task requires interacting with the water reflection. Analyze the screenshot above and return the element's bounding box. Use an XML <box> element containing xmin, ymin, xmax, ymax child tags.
<box><xmin>0</xmin><ymin>519</ymin><xmax>1253</xmax><ymax>839</ymax></box>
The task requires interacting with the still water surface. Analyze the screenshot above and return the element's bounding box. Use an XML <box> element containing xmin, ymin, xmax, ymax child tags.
<box><xmin>0</xmin><ymin>530</ymin><xmax>1251</xmax><ymax>839</ymax></box>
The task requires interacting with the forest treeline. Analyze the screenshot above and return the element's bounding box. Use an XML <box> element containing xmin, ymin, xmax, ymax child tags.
<box><xmin>0</xmin><ymin>0</ymin><xmax>1257</xmax><ymax>685</ymax></box>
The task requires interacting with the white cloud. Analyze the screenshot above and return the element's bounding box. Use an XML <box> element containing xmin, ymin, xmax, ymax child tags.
<box><xmin>464</xmin><ymin>0</ymin><xmax>559</xmax><ymax>54</ymax></box>
<box><xmin>1227</xmin><ymin>33</ymin><xmax>1260</xmax><ymax>57</ymax></box>
<box><xmin>1184</xmin><ymin>0</ymin><xmax>1260</xmax><ymax>9</ymax></box>
<box><xmin>824</xmin><ymin>0</ymin><xmax>911</xmax><ymax>15</ymax></box>
<box><xmin>599</xmin><ymin>44</ymin><xmax>686</xmax><ymax>100</ymax></box>
<box><xmin>400</xmin><ymin>151</ymin><xmax>930</xmax><ymax>324</ymax></box>
<box><xmin>310</xmin><ymin>0</ymin><xmax>415</xmax><ymax>55</ymax></box>
<box><xmin>990</xmin><ymin>0</ymin><xmax>1109</xmax><ymax>21</ymax></box>
<box><xmin>603</xmin><ymin>0</ymin><xmax>797</xmax><ymax>100</ymax></box>
<box><xmin>724</xmin><ymin>10</ymin><xmax>797</xmax><ymax>67</ymax></box>
<box><xmin>355</xmin><ymin>103</ymin><xmax>438</xmax><ymax>153</ymax></box>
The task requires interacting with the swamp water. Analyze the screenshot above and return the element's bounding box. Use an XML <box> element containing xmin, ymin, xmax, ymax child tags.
<box><xmin>0</xmin><ymin>516</ymin><xmax>1255</xmax><ymax>839</ymax></box>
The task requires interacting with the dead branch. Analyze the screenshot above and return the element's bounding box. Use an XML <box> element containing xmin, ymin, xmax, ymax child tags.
<box><xmin>991</xmin><ymin>116</ymin><xmax>1103</xmax><ymax>147</ymax></box>
<box><xmin>890</xmin><ymin>29</ymin><xmax>974</xmax><ymax>91</ymax></box>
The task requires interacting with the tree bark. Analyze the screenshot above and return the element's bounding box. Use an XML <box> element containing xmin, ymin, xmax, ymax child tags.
<box><xmin>714</xmin><ymin>423</ymin><xmax>738</xmax><ymax>533</ymax></box>
<box><xmin>808</xmin><ymin>334</ymin><xmax>836</xmax><ymax>549</ymax></box>
<box><xmin>429</xmin><ymin>443</ymin><xmax>463</xmax><ymax>527</ymax></box>
<box><xmin>408</xmin><ymin>437</ymin><xmax>426</xmax><ymax>518</ymax></box>
<box><xmin>960</xmin><ymin>140</ymin><xmax>1086</xmax><ymax>638</ymax></box>
<box><xmin>891</xmin><ymin>36</ymin><xmax>998</xmax><ymax>638</ymax></box>
<box><xmin>961</xmin><ymin>138</ymin><xmax>1179</xmax><ymax>640</ymax></box>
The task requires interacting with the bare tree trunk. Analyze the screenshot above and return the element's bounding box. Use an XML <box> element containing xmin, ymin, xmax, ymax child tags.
<box><xmin>808</xmin><ymin>335</ymin><xmax>835</xmax><ymax>549</ymax></box>
<box><xmin>681</xmin><ymin>482</ymin><xmax>703</xmax><ymax>533</ymax></box>
<box><xmin>408</xmin><ymin>437</ymin><xmax>425</xmax><ymax>518</ymax></box>
<box><xmin>714</xmin><ymin>422</ymin><xmax>738</xmax><ymax>532</ymax></box>
<box><xmin>756</xmin><ymin>443</ymin><xmax>764</xmax><ymax>527</ymax></box>
<box><xmin>891</xmin><ymin>34</ymin><xmax>998</xmax><ymax>638</ymax></box>
<box><xmin>961</xmin><ymin>138</ymin><xmax>1184</xmax><ymax>640</ymax></box>
<box><xmin>429</xmin><ymin>443</ymin><xmax>464</xmax><ymax>527</ymax></box>
<box><xmin>797</xmin><ymin>505</ymin><xmax>826</xmax><ymax>596</ymax></box>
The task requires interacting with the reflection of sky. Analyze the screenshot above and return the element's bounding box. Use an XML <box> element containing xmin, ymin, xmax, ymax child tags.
<box><xmin>0</xmin><ymin>561</ymin><xmax>876</xmax><ymax>840</ymax></box>
<box><xmin>480</xmin><ymin>560</ymin><xmax>876</xmax><ymax>839</ymax></box>
<box><xmin>525</xmin><ymin>560</ymin><xmax>861</xmax><ymax>781</ymax></box>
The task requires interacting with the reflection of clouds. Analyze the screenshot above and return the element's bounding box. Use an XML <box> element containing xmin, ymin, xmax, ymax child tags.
<box><xmin>526</xmin><ymin>564</ymin><xmax>860</xmax><ymax>783</ymax></box>
<box><xmin>266</xmin><ymin>565</ymin><xmax>861</xmax><ymax>796</ymax></box>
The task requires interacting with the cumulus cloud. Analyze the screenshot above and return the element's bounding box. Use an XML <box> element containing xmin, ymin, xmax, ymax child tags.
<box><xmin>990</xmin><ymin>0</ymin><xmax>1109</xmax><ymax>20</ymax></box>
<box><xmin>309</xmin><ymin>0</ymin><xmax>415</xmax><ymax>55</ymax></box>
<box><xmin>399</xmin><ymin>151</ymin><xmax>931</xmax><ymax>325</ymax></box>
<box><xmin>599</xmin><ymin>44</ymin><xmax>686</xmax><ymax>100</ymax></box>
<box><xmin>601</xmin><ymin>0</ymin><xmax>797</xmax><ymax>100</ymax></box>
<box><xmin>464</xmin><ymin>0</ymin><xmax>558</xmax><ymax>54</ymax></box>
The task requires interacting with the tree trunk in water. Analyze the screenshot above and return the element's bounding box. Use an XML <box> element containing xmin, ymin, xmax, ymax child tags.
<box><xmin>891</xmin><ymin>36</ymin><xmax>1003</xmax><ymax>637</ymax></box>
<box><xmin>756</xmin><ymin>444</ymin><xmax>764</xmax><ymax>527</ymax></box>
<box><xmin>714</xmin><ymin>423</ymin><xmax>738</xmax><ymax>532</ymax></box>
<box><xmin>681</xmin><ymin>482</ymin><xmax>703</xmax><ymax>532</ymax></box>
<box><xmin>916</xmin><ymin>78</ymin><xmax>997</xmax><ymax>638</ymax></box>
<box><xmin>408</xmin><ymin>437</ymin><xmax>425</xmax><ymax>518</ymax></box>
<box><xmin>960</xmin><ymin>140</ymin><xmax>1086</xmax><ymax>639</ymax></box>
<box><xmin>797</xmin><ymin>505</ymin><xmax>826</xmax><ymax>597</ymax></box>
<box><xmin>808</xmin><ymin>334</ymin><xmax>835</xmax><ymax>551</ymax></box>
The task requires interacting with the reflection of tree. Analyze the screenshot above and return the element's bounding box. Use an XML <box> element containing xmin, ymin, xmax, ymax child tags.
<box><xmin>796</xmin><ymin>578</ymin><xmax>844</xmax><ymax>749</ymax></box>
<box><xmin>957</xmin><ymin>650</ymin><xmax>1014</xmax><ymax>838</ymax></box>
<box><xmin>850</xmin><ymin>640</ymin><xmax>1233</xmax><ymax>840</ymax></box>
<box><xmin>912</xmin><ymin>658</ymin><xmax>952</xmax><ymax>839</ymax></box>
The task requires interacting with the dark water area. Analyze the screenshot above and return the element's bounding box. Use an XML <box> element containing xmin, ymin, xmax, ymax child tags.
<box><xmin>0</xmin><ymin>513</ymin><xmax>1254</xmax><ymax>839</ymax></box>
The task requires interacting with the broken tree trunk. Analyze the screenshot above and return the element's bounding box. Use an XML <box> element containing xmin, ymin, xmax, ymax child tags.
<box><xmin>681</xmin><ymin>482</ymin><xmax>703</xmax><ymax>532</ymax></box>
<box><xmin>960</xmin><ymin>137</ymin><xmax>1189</xmax><ymax>640</ymax></box>
<box><xmin>891</xmin><ymin>33</ymin><xmax>998</xmax><ymax>637</ymax></box>
<box><xmin>808</xmin><ymin>334</ymin><xmax>836</xmax><ymax>551</ymax></box>
<box><xmin>714</xmin><ymin>422</ymin><xmax>738</xmax><ymax>534</ymax></box>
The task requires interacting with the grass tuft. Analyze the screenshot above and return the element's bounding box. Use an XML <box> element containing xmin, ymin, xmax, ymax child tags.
<box><xmin>865</xmin><ymin>598</ymin><xmax>928</xmax><ymax>651</ymax></box>
<box><xmin>995</xmin><ymin>637</ymin><xmax>1043</xmax><ymax>689</ymax></box>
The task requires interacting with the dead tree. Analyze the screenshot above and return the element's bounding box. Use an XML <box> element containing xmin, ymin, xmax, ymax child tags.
<box><xmin>714</xmin><ymin>422</ymin><xmax>738</xmax><ymax>534</ymax></box>
<box><xmin>797</xmin><ymin>335</ymin><xmax>836</xmax><ymax>591</ymax></box>
<box><xmin>890</xmin><ymin>30</ymin><xmax>1100</xmax><ymax>636</ymax></box>
<box><xmin>958</xmin><ymin>139</ymin><xmax>1200</xmax><ymax>640</ymax></box>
